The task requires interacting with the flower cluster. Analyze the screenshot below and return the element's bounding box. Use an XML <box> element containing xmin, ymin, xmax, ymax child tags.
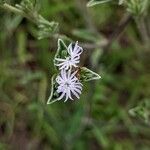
<box><xmin>55</xmin><ymin>41</ymin><xmax>83</xmax><ymax>70</ymax></box>
<box><xmin>55</xmin><ymin>41</ymin><xmax>83</xmax><ymax>102</ymax></box>
<box><xmin>47</xmin><ymin>39</ymin><xmax>101</xmax><ymax>104</ymax></box>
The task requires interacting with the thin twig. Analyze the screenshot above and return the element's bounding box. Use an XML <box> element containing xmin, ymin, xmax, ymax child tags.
<box><xmin>103</xmin><ymin>13</ymin><xmax>132</xmax><ymax>51</ymax></box>
<box><xmin>136</xmin><ymin>17</ymin><xmax>150</xmax><ymax>44</ymax></box>
<box><xmin>78</xmin><ymin>14</ymin><xmax>132</xmax><ymax>51</ymax></box>
<box><xmin>0</xmin><ymin>3</ymin><xmax>30</xmax><ymax>20</ymax></box>
<box><xmin>76</xmin><ymin>0</ymin><xmax>98</xmax><ymax>34</ymax></box>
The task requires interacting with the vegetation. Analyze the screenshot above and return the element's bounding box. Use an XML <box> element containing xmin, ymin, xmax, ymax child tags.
<box><xmin>0</xmin><ymin>0</ymin><xmax>150</xmax><ymax>149</ymax></box>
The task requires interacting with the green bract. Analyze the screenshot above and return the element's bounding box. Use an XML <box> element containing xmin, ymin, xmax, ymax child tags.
<box><xmin>54</xmin><ymin>39</ymin><xmax>68</xmax><ymax>61</ymax></box>
<box><xmin>47</xmin><ymin>75</ymin><xmax>60</xmax><ymax>104</ymax></box>
<box><xmin>79</xmin><ymin>67</ymin><xmax>101</xmax><ymax>82</ymax></box>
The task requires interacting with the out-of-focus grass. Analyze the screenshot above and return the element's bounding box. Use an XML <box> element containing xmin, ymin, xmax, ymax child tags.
<box><xmin>0</xmin><ymin>0</ymin><xmax>150</xmax><ymax>149</ymax></box>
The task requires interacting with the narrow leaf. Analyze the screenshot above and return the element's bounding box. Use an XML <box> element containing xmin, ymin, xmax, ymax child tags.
<box><xmin>87</xmin><ymin>0</ymin><xmax>112</xmax><ymax>7</ymax></box>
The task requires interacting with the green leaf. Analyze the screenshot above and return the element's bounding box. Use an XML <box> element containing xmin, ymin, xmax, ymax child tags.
<box><xmin>72</xmin><ymin>29</ymin><xmax>100</xmax><ymax>42</ymax></box>
<box><xmin>0</xmin><ymin>0</ymin><xmax>5</xmax><ymax>5</ymax></box>
<box><xmin>129</xmin><ymin>99</ymin><xmax>150</xmax><ymax>124</ymax></box>
<box><xmin>47</xmin><ymin>74</ymin><xmax>60</xmax><ymax>104</ymax></box>
<box><xmin>118</xmin><ymin>0</ymin><xmax>124</xmax><ymax>5</ymax></box>
<box><xmin>54</xmin><ymin>39</ymin><xmax>69</xmax><ymax>70</ymax></box>
<box><xmin>0</xmin><ymin>102</ymin><xmax>15</xmax><ymax>138</ymax></box>
<box><xmin>55</xmin><ymin>39</ymin><xmax>68</xmax><ymax>58</ymax></box>
<box><xmin>79</xmin><ymin>67</ymin><xmax>101</xmax><ymax>82</ymax></box>
<box><xmin>127</xmin><ymin>0</ymin><xmax>149</xmax><ymax>16</ymax></box>
<box><xmin>37</xmin><ymin>17</ymin><xmax>59</xmax><ymax>40</ymax></box>
<box><xmin>92</xmin><ymin>125</ymin><xmax>109</xmax><ymax>148</ymax></box>
<box><xmin>15</xmin><ymin>0</ymin><xmax>59</xmax><ymax>39</ymax></box>
<box><xmin>87</xmin><ymin>0</ymin><xmax>112</xmax><ymax>7</ymax></box>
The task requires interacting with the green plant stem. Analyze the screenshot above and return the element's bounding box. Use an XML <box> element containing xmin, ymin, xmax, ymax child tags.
<box><xmin>104</xmin><ymin>13</ymin><xmax>132</xmax><ymax>51</ymax></box>
<box><xmin>0</xmin><ymin>3</ymin><xmax>35</xmax><ymax>24</ymax></box>
<box><xmin>136</xmin><ymin>17</ymin><xmax>150</xmax><ymax>44</ymax></box>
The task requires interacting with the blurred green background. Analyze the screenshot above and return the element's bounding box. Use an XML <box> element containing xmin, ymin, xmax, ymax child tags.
<box><xmin>0</xmin><ymin>0</ymin><xmax>150</xmax><ymax>149</ymax></box>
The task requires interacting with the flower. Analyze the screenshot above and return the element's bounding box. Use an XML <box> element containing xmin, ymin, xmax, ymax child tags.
<box><xmin>55</xmin><ymin>41</ymin><xmax>83</xmax><ymax>70</ymax></box>
<box><xmin>56</xmin><ymin>69</ymin><xmax>82</xmax><ymax>102</ymax></box>
<box><xmin>68</xmin><ymin>41</ymin><xmax>83</xmax><ymax>58</ymax></box>
<box><xmin>55</xmin><ymin>56</ymin><xmax>79</xmax><ymax>70</ymax></box>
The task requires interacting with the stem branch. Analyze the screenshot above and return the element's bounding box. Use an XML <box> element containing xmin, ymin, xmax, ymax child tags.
<box><xmin>0</xmin><ymin>3</ymin><xmax>36</xmax><ymax>24</ymax></box>
<box><xmin>104</xmin><ymin>13</ymin><xmax>132</xmax><ymax>51</ymax></box>
<box><xmin>2</xmin><ymin>3</ymin><xmax>24</xmax><ymax>15</ymax></box>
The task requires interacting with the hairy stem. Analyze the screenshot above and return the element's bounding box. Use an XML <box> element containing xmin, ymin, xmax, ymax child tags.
<box><xmin>1</xmin><ymin>3</ymin><xmax>39</xmax><ymax>25</ymax></box>
<box><xmin>0</xmin><ymin>3</ymin><xmax>30</xmax><ymax>19</ymax></box>
<box><xmin>136</xmin><ymin>17</ymin><xmax>150</xmax><ymax>44</ymax></box>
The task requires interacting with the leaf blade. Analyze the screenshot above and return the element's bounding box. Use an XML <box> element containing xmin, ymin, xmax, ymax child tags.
<box><xmin>79</xmin><ymin>67</ymin><xmax>101</xmax><ymax>82</ymax></box>
<box><xmin>87</xmin><ymin>0</ymin><xmax>112</xmax><ymax>7</ymax></box>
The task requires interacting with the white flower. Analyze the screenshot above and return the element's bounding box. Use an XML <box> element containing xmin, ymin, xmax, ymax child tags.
<box><xmin>56</xmin><ymin>69</ymin><xmax>82</xmax><ymax>102</ymax></box>
<box><xmin>55</xmin><ymin>56</ymin><xmax>79</xmax><ymax>70</ymax></box>
<box><xmin>68</xmin><ymin>41</ymin><xmax>83</xmax><ymax>58</ymax></box>
<box><xmin>55</xmin><ymin>41</ymin><xmax>83</xmax><ymax>70</ymax></box>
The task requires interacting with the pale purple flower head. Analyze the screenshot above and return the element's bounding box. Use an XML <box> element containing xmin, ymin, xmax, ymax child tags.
<box><xmin>56</xmin><ymin>69</ymin><xmax>82</xmax><ymax>102</ymax></box>
<box><xmin>68</xmin><ymin>41</ymin><xmax>83</xmax><ymax>59</ymax></box>
<box><xmin>55</xmin><ymin>41</ymin><xmax>83</xmax><ymax>70</ymax></box>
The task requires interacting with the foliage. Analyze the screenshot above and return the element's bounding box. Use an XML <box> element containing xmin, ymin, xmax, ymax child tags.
<box><xmin>129</xmin><ymin>99</ymin><xmax>150</xmax><ymax>123</ymax></box>
<box><xmin>87</xmin><ymin>0</ymin><xmax>112</xmax><ymax>7</ymax></box>
<box><xmin>0</xmin><ymin>0</ymin><xmax>58</xmax><ymax>39</ymax></box>
<box><xmin>0</xmin><ymin>0</ymin><xmax>150</xmax><ymax>149</ymax></box>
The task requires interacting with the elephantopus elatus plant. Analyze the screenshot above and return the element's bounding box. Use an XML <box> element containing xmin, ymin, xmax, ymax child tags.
<box><xmin>47</xmin><ymin>39</ymin><xmax>101</xmax><ymax>104</ymax></box>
